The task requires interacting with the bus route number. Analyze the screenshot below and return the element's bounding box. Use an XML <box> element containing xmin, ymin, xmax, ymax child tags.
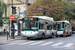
<box><xmin>29</xmin><ymin>18</ymin><xmax>33</xmax><ymax>20</ymax></box>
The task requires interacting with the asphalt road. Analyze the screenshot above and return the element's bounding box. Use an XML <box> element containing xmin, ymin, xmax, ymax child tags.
<box><xmin>0</xmin><ymin>34</ymin><xmax>75</xmax><ymax>50</ymax></box>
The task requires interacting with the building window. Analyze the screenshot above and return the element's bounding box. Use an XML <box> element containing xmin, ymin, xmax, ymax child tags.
<box><xmin>26</xmin><ymin>0</ymin><xmax>28</xmax><ymax>3</ymax></box>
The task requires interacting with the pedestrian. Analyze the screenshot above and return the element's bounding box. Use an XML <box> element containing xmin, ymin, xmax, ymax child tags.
<box><xmin>4</xmin><ymin>29</ymin><xmax>6</xmax><ymax>34</ymax></box>
<box><xmin>6</xmin><ymin>29</ymin><xmax>9</xmax><ymax>38</ymax></box>
<box><xmin>6</xmin><ymin>29</ymin><xmax>9</xmax><ymax>33</ymax></box>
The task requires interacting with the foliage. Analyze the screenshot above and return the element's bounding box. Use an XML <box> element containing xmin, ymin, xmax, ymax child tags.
<box><xmin>0</xmin><ymin>33</ymin><xmax>7</xmax><ymax>36</ymax></box>
<box><xmin>24</xmin><ymin>0</ymin><xmax>75</xmax><ymax>20</ymax></box>
<box><xmin>2</xmin><ymin>17</ymin><xmax>18</xmax><ymax>24</ymax></box>
<box><xmin>0</xmin><ymin>0</ymin><xmax>7</xmax><ymax>26</ymax></box>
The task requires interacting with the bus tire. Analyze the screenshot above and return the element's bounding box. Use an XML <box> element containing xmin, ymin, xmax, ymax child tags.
<box><xmin>42</xmin><ymin>34</ymin><xmax>45</xmax><ymax>39</ymax></box>
<box><xmin>56</xmin><ymin>35</ymin><xmax>58</xmax><ymax>37</ymax></box>
<box><xmin>27</xmin><ymin>37</ymin><xmax>30</xmax><ymax>39</ymax></box>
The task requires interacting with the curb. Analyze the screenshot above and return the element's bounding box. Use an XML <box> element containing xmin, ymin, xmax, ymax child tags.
<box><xmin>0</xmin><ymin>43</ymin><xmax>7</xmax><ymax>45</ymax></box>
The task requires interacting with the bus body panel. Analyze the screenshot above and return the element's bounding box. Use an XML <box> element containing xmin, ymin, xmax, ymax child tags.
<box><xmin>21</xmin><ymin>31</ymin><xmax>41</xmax><ymax>38</ymax></box>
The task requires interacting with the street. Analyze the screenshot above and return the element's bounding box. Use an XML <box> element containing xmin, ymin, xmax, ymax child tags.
<box><xmin>0</xmin><ymin>34</ymin><xmax>75</xmax><ymax>50</ymax></box>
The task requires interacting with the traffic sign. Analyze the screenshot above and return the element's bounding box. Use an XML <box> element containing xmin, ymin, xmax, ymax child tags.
<box><xmin>10</xmin><ymin>15</ymin><xmax>14</xmax><ymax>20</ymax></box>
<box><xmin>19</xmin><ymin>12</ymin><xmax>26</xmax><ymax>14</ymax></box>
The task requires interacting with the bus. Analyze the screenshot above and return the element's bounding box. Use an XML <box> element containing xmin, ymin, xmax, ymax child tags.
<box><xmin>72</xmin><ymin>26</ymin><xmax>75</xmax><ymax>34</ymax></box>
<box><xmin>57</xmin><ymin>20</ymin><xmax>72</xmax><ymax>37</ymax></box>
<box><xmin>20</xmin><ymin>16</ymin><xmax>57</xmax><ymax>39</ymax></box>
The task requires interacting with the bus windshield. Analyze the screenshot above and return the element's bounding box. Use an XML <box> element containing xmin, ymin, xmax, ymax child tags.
<box><xmin>57</xmin><ymin>22</ymin><xmax>65</xmax><ymax>31</ymax></box>
<box><xmin>57</xmin><ymin>24</ymin><xmax>61</xmax><ymax>31</ymax></box>
<box><xmin>22</xmin><ymin>21</ymin><xmax>38</xmax><ymax>31</ymax></box>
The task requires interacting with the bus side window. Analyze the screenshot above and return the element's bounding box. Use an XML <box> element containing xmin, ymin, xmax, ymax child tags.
<box><xmin>39</xmin><ymin>22</ymin><xmax>41</xmax><ymax>29</ymax></box>
<box><xmin>62</xmin><ymin>22</ymin><xmax>65</xmax><ymax>28</ymax></box>
<box><xmin>47</xmin><ymin>26</ymin><xmax>50</xmax><ymax>30</ymax></box>
<box><xmin>39</xmin><ymin>22</ymin><xmax>43</xmax><ymax>29</ymax></box>
<box><xmin>65</xmin><ymin>25</ymin><xmax>66</xmax><ymax>27</ymax></box>
<box><xmin>36</xmin><ymin>22</ymin><xmax>38</xmax><ymax>27</ymax></box>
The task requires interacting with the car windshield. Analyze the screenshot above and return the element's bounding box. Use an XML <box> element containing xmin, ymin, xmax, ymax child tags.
<box><xmin>22</xmin><ymin>21</ymin><xmax>38</xmax><ymax>31</ymax></box>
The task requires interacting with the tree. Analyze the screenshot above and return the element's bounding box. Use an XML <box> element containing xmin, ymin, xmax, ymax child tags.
<box><xmin>0</xmin><ymin>0</ymin><xmax>7</xmax><ymax>26</ymax></box>
<box><xmin>24</xmin><ymin>0</ymin><xmax>75</xmax><ymax>21</ymax></box>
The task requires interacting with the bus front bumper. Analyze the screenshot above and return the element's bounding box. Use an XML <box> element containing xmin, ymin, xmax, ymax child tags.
<box><xmin>21</xmin><ymin>32</ymin><xmax>41</xmax><ymax>38</ymax></box>
<box><xmin>57</xmin><ymin>31</ymin><xmax>63</xmax><ymax>35</ymax></box>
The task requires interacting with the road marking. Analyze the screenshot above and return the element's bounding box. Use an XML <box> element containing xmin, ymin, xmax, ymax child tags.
<box><xmin>40</xmin><ymin>42</ymin><xmax>53</xmax><ymax>46</ymax></box>
<box><xmin>7</xmin><ymin>43</ymin><xmax>18</xmax><ymax>45</ymax></box>
<box><xmin>29</xmin><ymin>41</ymin><xmax>44</xmax><ymax>45</ymax></box>
<box><xmin>6</xmin><ymin>41</ymin><xmax>26</xmax><ymax>45</ymax></box>
<box><xmin>19</xmin><ymin>41</ymin><xmax>35</xmax><ymax>45</ymax></box>
<box><xmin>63</xmin><ymin>43</ymin><xmax>74</xmax><ymax>48</ymax></box>
<box><xmin>51</xmin><ymin>42</ymin><xmax>63</xmax><ymax>47</ymax></box>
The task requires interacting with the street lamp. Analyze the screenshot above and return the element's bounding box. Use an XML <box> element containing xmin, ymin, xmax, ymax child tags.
<box><xmin>17</xmin><ymin>7</ymin><xmax>20</xmax><ymax>36</ymax></box>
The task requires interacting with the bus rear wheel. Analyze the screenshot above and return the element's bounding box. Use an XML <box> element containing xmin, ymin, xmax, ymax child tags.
<box><xmin>27</xmin><ymin>37</ymin><xmax>30</xmax><ymax>39</ymax></box>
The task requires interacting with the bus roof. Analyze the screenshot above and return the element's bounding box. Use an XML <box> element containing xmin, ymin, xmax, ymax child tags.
<box><xmin>57</xmin><ymin>20</ymin><xmax>70</xmax><ymax>24</ymax></box>
<box><xmin>31</xmin><ymin>16</ymin><xmax>54</xmax><ymax>21</ymax></box>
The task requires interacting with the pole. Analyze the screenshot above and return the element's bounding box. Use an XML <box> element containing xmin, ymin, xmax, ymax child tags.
<box><xmin>18</xmin><ymin>7</ymin><xmax>20</xmax><ymax>36</ymax></box>
<box><xmin>11</xmin><ymin>0</ymin><xmax>14</xmax><ymax>39</ymax></box>
<box><xmin>12</xmin><ymin>0</ymin><xmax>13</xmax><ymax>14</ymax></box>
<box><xmin>7</xmin><ymin>32</ymin><xmax>8</xmax><ymax>40</ymax></box>
<box><xmin>6</xmin><ymin>24</ymin><xmax>8</xmax><ymax>40</ymax></box>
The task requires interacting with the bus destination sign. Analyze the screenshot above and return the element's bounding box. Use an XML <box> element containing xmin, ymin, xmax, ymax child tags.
<box><xmin>24</xmin><ymin>18</ymin><xmax>38</xmax><ymax>21</ymax></box>
<box><xmin>58</xmin><ymin>22</ymin><xmax>61</xmax><ymax>24</ymax></box>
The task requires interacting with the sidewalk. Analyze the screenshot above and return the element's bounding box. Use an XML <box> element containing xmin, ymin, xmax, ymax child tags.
<box><xmin>0</xmin><ymin>36</ymin><xmax>7</xmax><ymax>45</ymax></box>
<box><xmin>0</xmin><ymin>36</ymin><xmax>25</xmax><ymax>45</ymax></box>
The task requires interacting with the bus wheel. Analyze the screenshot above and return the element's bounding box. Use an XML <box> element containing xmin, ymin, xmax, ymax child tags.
<box><xmin>42</xmin><ymin>34</ymin><xmax>45</xmax><ymax>39</ymax></box>
<box><xmin>27</xmin><ymin>37</ymin><xmax>30</xmax><ymax>39</ymax></box>
<box><xmin>56</xmin><ymin>35</ymin><xmax>58</xmax><ymax>37</ymax></box>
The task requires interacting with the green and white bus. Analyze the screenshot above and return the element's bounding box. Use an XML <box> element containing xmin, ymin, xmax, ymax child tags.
<box><xmin>57</xmin><ymin>20</ymin><xmax>72</xmax><ymax>37</ymax></box>
<box><xmin>20</xmin><ymin>16</ymin><xmax>57</xmax><ymax>39</ymax></box>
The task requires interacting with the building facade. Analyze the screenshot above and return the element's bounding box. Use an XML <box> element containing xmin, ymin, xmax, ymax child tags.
<box><xmin>3</xmin><ymin>0</ymin><xmax>36</xmax><ymax>19</ymax></box>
